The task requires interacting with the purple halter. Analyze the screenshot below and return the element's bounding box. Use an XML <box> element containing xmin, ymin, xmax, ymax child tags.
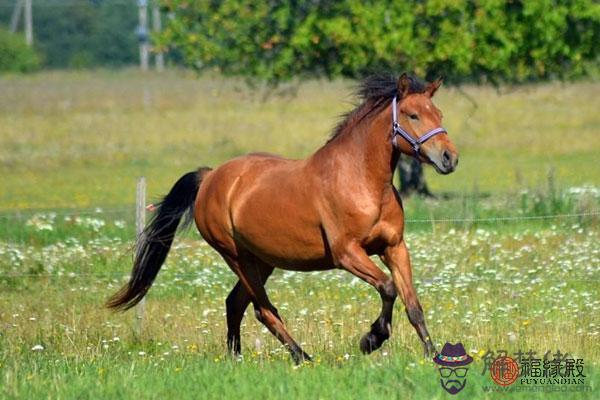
<box><xmin>391</xmin><ymin>95</ymin><xmax>447</xmax><ymax>155</ymax></box>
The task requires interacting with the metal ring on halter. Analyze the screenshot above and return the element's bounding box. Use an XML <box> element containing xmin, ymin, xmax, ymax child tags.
<box><xmin>391</xmin><ymin>96</ymin><xmax>447</xmax><ymax>156</ymax></box>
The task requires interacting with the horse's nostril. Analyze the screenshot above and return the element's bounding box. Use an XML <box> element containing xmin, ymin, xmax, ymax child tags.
<box><xmin>442</xmin><ymin>150</ymin><xmax>451</xmax><ymax>164</ymax></box>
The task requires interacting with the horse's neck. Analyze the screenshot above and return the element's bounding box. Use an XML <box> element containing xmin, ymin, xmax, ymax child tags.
<box><xmin>313</xmin><ymin>108</ymin><xmax>398</xmax><ymax>187</ymax></box>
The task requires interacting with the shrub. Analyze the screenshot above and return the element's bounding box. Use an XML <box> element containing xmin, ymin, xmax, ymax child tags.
<box><xmin>0</xmin><ymin>28</ymin><xmax>40</xmax><ymax>73</ymax></box>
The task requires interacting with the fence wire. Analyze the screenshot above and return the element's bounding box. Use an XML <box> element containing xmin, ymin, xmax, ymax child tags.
<box><xmin>0</xmin><ymin>208</ymin><xmax>597</xmax><ymax>223</ymax></box>
<box><xmin>0</xmin><ymin>207</ymin><xmax>134</xmax><ymax>219</ymax></box>
<box><xmin>405</xmin><ymin>211</ymin><xmax>599</xmax><ymax>224</ymax></box>
<box><xmin>0</xmin><ymin>272</ymin><xmax>598</xmax><ymax>282</ymax></box>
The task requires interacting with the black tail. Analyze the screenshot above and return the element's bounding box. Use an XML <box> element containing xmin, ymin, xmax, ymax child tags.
<box><xmin>106</xmin><ymin>167</ymin><xmax>212</xmax><ymax>311</ymax></box>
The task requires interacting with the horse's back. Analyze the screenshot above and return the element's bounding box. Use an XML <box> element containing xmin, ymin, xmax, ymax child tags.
<box><xmin>194</xmin><ymin>153</ymin><xmax>288</xmax><ymax>232</ymax></box>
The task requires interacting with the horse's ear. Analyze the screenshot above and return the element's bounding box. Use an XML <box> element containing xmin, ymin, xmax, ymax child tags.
<box><xmin>426</xmin><ymin>77</ymin><xmax>443</xmax><ymax>97</ymax></box>
<box><xmin>397</xmin><ymin>73</ymin><xmax>410</xmax><ymax>98</ymax></box>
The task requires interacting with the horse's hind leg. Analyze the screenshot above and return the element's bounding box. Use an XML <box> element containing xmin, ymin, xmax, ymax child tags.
<box><xmin>223</xmin><ymin>252</ymin><xmax>310</xmax><ymax>364</ymax></box>
<box><xmin>225</xmin><ymin>281</ymin><xmax>249</xmax><ymax>357</ymax></box>
<box><xmin>225</xmin><ymin>267</ymin><xmax>273</xmax><ymax>356</ymax></box>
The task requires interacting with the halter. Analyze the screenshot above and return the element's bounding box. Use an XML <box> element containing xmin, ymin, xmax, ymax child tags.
<box><xmin>391</xmin><ymin>95</ymin><xmax>447</xmax><ymax>155</ymax></box>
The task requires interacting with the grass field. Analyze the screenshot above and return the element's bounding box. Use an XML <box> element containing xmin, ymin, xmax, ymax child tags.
<box><xmin>0</xmin><ymin>69</ymin><xmax>599</xmax><ymax>208</ymax></box>
<box><xmin>0</xmin><ymin>70</ymin><xmax>599</xmax><ymax>399</ymax></box>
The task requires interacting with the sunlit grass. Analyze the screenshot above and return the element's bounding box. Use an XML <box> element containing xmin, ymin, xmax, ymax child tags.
<box><xmin>0</xmin><ymin>69</ymin><xmax>599</xmax><ymax>209</ymax></box>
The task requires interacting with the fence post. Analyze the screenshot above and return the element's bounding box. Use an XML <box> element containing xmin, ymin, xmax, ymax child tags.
<box><xmin>24</xmin><ymin>0</ymin><xmax>32</xmax><ymax>46</ymax></box>
<box><xmin>135</xmin><ymin>177</ymin><xmax>146</xmax><ymax>336</ymax></box>
<box><xmin>10</xmin><ymin>0</ymin><xmax>23</xmax><ymax>33</ymax></box>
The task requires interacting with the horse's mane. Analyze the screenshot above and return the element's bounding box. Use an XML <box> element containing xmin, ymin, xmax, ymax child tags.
<box><xmin>327</xmin><ymin>74</ymin><xmax>427</xmax><ymax>143</ymax></box>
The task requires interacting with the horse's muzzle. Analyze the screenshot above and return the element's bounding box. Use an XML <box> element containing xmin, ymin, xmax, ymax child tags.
<box><xmin>431</xmin><ymin>149</ymin><xmax>458</xmax><ymax>175</ymax></box>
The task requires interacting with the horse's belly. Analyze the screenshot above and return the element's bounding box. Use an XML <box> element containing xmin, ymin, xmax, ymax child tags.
<box><xmin>232</xmin><ymin>192</ymin><xmax>332</xmax><ymax>269</ymax></box>
<box><xmin>254</xmin><ymin>250</ymin><xmax>334</xmax><ymax>271</ymax></box>
<box><xmin>234</xmin><ymin>215</ymin><xmax>331</xmax><ymax>269</ymax></box>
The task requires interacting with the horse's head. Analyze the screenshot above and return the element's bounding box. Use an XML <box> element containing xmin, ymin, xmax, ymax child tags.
<box><xmin>393</xmin><ymin>73</ymin><xmax>458</xmax><ymax>175</ymax></box>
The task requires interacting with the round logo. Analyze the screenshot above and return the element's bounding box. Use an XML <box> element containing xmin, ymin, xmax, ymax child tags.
<box><xmin>490</xmin><ymin>356</ymin><xmax>519</xmax><ymax>386</ymax></box>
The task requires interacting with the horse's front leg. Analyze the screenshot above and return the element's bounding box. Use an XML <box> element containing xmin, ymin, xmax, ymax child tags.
<box><xmin>336</xmin><ymin>241</ymin><xmax>397</xmax><ymax>354</ymax></box>
<box><xmin>381</xmin><ymin>240</ymin><xmax>436</xmax><ymax>358</ymax></box>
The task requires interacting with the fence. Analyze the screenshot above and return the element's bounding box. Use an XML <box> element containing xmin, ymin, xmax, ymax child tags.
<box><xmin>134</xmin><ymin>176</ymin><xmax>146</xmax><ymax>335</ymax></box>
<box><xmin>0</xmin><ymin>177</ymin><xmax>150</xmax><ymax>333</ymax></box>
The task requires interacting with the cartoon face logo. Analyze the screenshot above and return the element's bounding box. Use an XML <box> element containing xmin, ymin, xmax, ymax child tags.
<box><xmin>438</xmin><ymin>365</ymin><xmax>469</xmax><ymax>394</ymax></box>
<box><xmin>433</xmin><ymin>342</ymin><xmax>473</xmax><ymax>395</ymax></box>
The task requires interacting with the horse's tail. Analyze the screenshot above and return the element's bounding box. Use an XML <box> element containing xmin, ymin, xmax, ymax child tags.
<box><xmin>106</xmin><ymin>167</ymin><xmax>212</xmax><ymax>311</ymax></box>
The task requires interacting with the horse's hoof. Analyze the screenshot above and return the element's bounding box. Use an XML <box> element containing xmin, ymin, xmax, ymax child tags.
<box><xmin>424</xmin><ymin>343</ymin><xmax>437</xmax><ymax>359</ymax></box>
<box><xmin>360</xmin><ymin>332</ymin><xmax>381</xmax><ymax>354</ymax></box>
<box><xmin>292</xmin><ymin>351</ymin><xmax>312</xmax><ymax>365</ymax></box>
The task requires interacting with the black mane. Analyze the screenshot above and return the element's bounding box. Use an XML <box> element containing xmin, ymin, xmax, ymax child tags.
<box><xmin>327</xmin><ymin>74</ymin><xmax>427</xmax><ymax>143</ymax></box>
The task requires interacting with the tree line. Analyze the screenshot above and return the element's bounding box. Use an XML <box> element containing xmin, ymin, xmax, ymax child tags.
<box><xmin>158</xmin><ymin>0</ymin><xmax>599</xmax><ymax>84</ymax></box>
<box><xmin>0</xmin><ymin>0</ymin><xmax>138</xmax><ymax>70</ymax></box>
<box><xmin>1</xmin><ymin>0</ymin><xmax>598</xmax><ymax>83</ymax></box>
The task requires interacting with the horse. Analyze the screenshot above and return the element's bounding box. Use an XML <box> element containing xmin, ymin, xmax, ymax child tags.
<box><xmin>107</xmin><ymin>73</ymin><xmax>459</xmax><ymax>364</ymax></box>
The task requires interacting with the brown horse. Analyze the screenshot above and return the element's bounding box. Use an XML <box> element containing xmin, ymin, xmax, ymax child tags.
<box><xmin>107</xmin><ymin>73</ymin><xmax>458</xmax><ymax>364</ymax></box>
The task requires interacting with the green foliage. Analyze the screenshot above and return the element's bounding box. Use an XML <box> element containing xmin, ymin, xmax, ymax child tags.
<box><xmin>33</xmin><ymin>0</ymin><xmax>138</xmax><ymax>68</ymax></box>
<box><xmin>89</xmin><ymin>0</ymin><xmax>139</xmax><ymax>67</ymax></box>
<box><xmin>32</xmin><ymin>0</ymin><xmax>96</xmax><ymax>68</ymax></box>
<box><xmin>158</xmin><ymin>0</ymin><xmax>600</xmax><ymax>83</ymax></box>
<box><xmin>0</xmin><ymin>28</ymin><xmax>40</xmax><ymax>72</ymax></box>
<box><xmin>0</xmin><ymin>0</ymin><xmax>138</xmax><ymax>68</ymax></box>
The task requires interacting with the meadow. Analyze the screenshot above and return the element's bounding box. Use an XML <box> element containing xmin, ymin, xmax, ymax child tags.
<box><xmin>0</xmin><ymin>70</ymin><xmax>599</xmax><ymax>399</ymax></box>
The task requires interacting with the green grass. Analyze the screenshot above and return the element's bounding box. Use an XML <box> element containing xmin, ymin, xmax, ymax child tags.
<box><xmin>1</xmin><ymin>225</ymin><xmax>599</xmax><ymax>398</ymax></box>
<box><xmin>0</xmin><ymin>70</ymin><xmax>599</xmax><ymax>399</ymax></box>
<box><xmin>2</xmin><ymin>356</ymin><xmax>597</xmax><ymax>399</ymax></box>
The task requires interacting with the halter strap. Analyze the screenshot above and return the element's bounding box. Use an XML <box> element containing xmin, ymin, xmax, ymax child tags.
<box><xmin>392</xmin><ymin>96</ymin><xmax>447</xmax><ymax>155</ymax></box>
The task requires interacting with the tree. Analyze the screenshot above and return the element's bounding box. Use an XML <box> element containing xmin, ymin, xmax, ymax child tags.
<box><xmin>157</xmin><ymin>0</ymin><xmax>600</xmax><ymax>84</ymax></box>
<box><xmin>0</xmin><ymin>0</ymin><xmax>139</xmax><ymax>68</ymax></box>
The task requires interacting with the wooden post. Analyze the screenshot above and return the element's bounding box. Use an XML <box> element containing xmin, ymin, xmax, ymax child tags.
<box><xmin>135</xmin><ymin>177</ymin><xmax>146</xmax><ymax>335</ymax></box>
<box><xmin>24</xmin><ymin>0</ymin><xmax>32</xmax><ymax>46</ymax></box>
<box><xmin>138</xmin><ymin>0</ymin><xmax>149</xmax><ymax>71</ymax></box>
<box><xmin>10</xmin><ymin>0</ymin><xmax>23</xmax><ymax>33</ymax></box>
<box><xmin>152</xmin><ymin>1</ymin><xmax>164</xmax><ymax>71</ymax></box>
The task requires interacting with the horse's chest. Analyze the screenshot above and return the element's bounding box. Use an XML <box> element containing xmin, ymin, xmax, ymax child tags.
<box><xmin>365</xmin><ymin>219</ymin><xmax>403</xmax><ymax>249</ymax></box>
<box><xmin>335</xmin><ymin>200</ymin><xmax>389</xmax><ymax>240</ymax></box>
<box><xmin>348</xmin><ymin>200</ymin><xmax>403</xmax><ymax>249</ymax></box>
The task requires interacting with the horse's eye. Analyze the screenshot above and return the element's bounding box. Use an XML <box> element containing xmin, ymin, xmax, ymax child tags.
<box><xmin>409</xmin><ymin>114</ymin><xmax>419</xmax><ymax>120</ymax></box>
